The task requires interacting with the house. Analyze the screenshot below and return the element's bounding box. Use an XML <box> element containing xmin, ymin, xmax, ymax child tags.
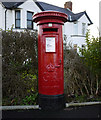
<box><xmin>0</xmin><ymin>0</ymin><xmax>93</xmax><ymax>52</ymax></box>
<box><xmin>35</xmin><ymin>1</ymin><xmax>93</xmax><ymax>52</ymax></box>
<box><xmin>0</xmin><ymin>0</ymin><xmax>41</xmax><ymax>31</ymax></box>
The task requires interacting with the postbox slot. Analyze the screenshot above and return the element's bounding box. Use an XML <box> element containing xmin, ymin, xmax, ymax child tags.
<box><xmin>43</xmin><ymin>28</ymin><xmax>58</xmax><ymax>32</ymax></box>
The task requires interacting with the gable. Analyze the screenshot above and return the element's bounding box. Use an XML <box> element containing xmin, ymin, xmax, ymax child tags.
<box><xmin>18</xmin><ymin>0</ymin><xmax>41</xmax><ymax>12</ymax></box>
<box><xmin>78</xmin><ymin>13</ymin><xmax>92</xmax><ymax>25</ymax></box>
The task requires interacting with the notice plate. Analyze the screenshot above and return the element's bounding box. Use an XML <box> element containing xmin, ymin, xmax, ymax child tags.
<box><xmin>46</xmin><ymin>37</ymin><xmax>55</xmax><ymax>52</ymax></box>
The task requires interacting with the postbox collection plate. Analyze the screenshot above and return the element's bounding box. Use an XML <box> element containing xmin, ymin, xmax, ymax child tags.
<box><xmin>46</xmin><ymin>37</ymin><xmax>55</xmax><ymax>52</ymax></box>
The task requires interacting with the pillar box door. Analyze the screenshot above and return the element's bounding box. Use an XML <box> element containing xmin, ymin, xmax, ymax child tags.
<box><xmin>33</xmin><ymin>11</ymin><xmax>68</xmax><ymax>110</ymax></box>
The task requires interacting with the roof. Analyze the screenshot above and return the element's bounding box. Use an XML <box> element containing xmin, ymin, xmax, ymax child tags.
<box><xmin>35</xmin><ymin>1</ymin><xmax>93</xmax><ymax>25</ymax></box>
<box><xmin>1</xmin><ymin>0</ymin><xmax>27</xmax><ymax>9</ymax></box>
<box><xmin>72</xmin><ymin>11</ymin><xmax>93</xmax><ymax>25</ymax></box>
<box><xmin>1</xmin><ymin>0</ymin><xmax>93</xmax><ymax>25</ymax></box>
<box><xmin>35</xmin><ymin>1</ymin><xmax>74</xmax><ymax>22</ymax></box>
<box><xmin>2</xmin><ymin>2</ymin><xmax>23</xmax><ymax>9</ymax></box>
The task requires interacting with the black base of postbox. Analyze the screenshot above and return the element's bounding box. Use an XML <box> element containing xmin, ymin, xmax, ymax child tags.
<box><xmin>38</xmin><ymin>94</ymin><xmax>65</xmax><ymax>111</ymax></box>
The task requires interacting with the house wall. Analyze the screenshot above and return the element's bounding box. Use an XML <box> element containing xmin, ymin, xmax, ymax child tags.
<box><xmin>0</xmin><ymin>4</ymin><xmax>14</xmax><ymax>30</ymax></box>
<box><xmin>64</xmin><ymin>14</ymin><xmax>90</xmax><ymax>53</ymax></box>
<box><xmin>0</xmin><ymin>3</ymin><xmax>5</xmax><ymax>30</ymax></box>
<box><xmin>0</xmin><ymin>3</ymin><xmax>2</xmax><ymax>29</ymax></box>
<box><xmin>78</xmin><ymin>14</ymin><xmax>90</xmax><ymax>35</ymax></box>
<box><xmin>64</xmin><ymin>22</ymin><xmax>74</xmax><ymax>36</ymax></box>
<box><xmin>6</xmin><ymin>10</ymin><xmax>13</xmax><ymax>30</ymax></box>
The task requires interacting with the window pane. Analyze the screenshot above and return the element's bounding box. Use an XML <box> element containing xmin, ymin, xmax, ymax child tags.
<box><xmin>27</xmin><ymin>21</ymin><xmax>32</xmax><ymax>29</ymax></box>
<box><xmin>82</xmin><ymin>23</ymin><xmax>86</xmax><ymax>35</ymax></box>
<box><xmin>27</xmin><ymin>12</ymin><xmax>33</xmax><ymax>20</ymax></box>
<box><xmin>16</xmin><ymin>11</ymin><xmax>20</xmax><ymax>19</ymax></box>
<box><xmin>74</xmin><ymin>22</ymin><xmax>78</xmax><ymax>35</ymax></box>
<box><xmin>16</xmin><ymin>20</ymin><xmax>20</xmax><ymax>28</ymax></box>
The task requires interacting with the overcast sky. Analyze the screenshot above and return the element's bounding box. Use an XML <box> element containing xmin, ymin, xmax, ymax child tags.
<box><xmin>39</xmin><ymin>0</ymin><xmax>100</xmax><ymax>37</ymax></box>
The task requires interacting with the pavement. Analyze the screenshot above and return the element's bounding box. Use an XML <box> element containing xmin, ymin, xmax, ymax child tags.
<box><xmin>1</xmin><ymin>104</ymin><xmax>101</xmax><ymax>120</ymax></box>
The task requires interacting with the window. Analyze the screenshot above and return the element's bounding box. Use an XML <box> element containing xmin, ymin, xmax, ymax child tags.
<box><xmin>74</xmin><ymin>22</ymin><xmax>78</xmax><ymax>35</ymax></box>
<box><xmin>27</xmin><ymin>11</ymin><xmax>33</xmax><ymax>29</ymax></box>
<box><xmin>15</xmin><ymin>10</ymin><xmax>20</xmax><ymax>28</ymax></box>
<box><xmin>82</xmin><ymin>23</ymin><xmax>86</xmax><ymax>35</ymax></box>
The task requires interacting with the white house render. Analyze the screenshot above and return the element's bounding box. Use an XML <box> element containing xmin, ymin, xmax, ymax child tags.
<box><xmin>7</xmin><ymin>10</ymin><xmax>13</xmax><ymax>29</ymax></box>
<box><xmin>0</xmin><ymin>3</ymin><xmax>5</xmax><ymax>30</ymax></box>
<box><xmin>0</xmin><ymin>3</ymin><xmax>2</xmax><ymax>29</ymax></box>
<box><xmin>78</xmin><ymin>14</ymin><xmax>90</xmax><ymax>35</ymax></box>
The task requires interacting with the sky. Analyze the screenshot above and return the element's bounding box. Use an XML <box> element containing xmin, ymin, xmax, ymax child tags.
<box><xmin>39</xmin><ymin>0</ymin><xmax>100</xmax><ymax>38</ymax></box>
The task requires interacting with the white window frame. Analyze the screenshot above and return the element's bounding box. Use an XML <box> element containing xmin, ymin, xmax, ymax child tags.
<box><xmin>82</xmin><ymin>23</ymin><xmax>86</xmax><ymax>35</ymax></box>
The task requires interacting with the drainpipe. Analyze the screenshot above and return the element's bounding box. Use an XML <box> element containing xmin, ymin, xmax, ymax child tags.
<box><xmin>5</xmin><ymin>9</ymin><xmax>7</xmax><ymax>31</ymax></box>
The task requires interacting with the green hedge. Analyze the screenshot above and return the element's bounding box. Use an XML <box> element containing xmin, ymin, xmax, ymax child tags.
<box><xmin>2</xmin><ymin>30</ymin><xmax>38</xmax><ymax>105</ymax></box>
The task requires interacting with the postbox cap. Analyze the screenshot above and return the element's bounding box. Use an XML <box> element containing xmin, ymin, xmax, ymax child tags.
<box><xmin>33</xmin><ymin>11</ymin><xmax>68</xmax><ymax>25</ymax></box>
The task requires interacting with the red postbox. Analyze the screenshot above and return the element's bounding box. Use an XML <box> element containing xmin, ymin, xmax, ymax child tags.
<box><xmin>33</xmin><ymin>11</ymin><xmax>68</xmax><ymax>110</ymax></box>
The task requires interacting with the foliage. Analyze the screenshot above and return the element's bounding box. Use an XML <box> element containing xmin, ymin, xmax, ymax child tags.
<box><xmin>2</xmin><ymin>30</ymin><xmax>38</xmax><ymax>105</ymax></box>
<box><xmin>80</xmin><ymin>30</ymin><xmax>101</xmax><ymax>74</ymax></box>
<box><xmin>79</xmin><ymin>30</ymin><xmax>101</xmax><ymax>96</ymax></box>
<box><xmin>64</xmin><ymin>49</ymin><xmax>92</xmax><ymax>102</ymax></box>
<box><xmin>2</xmin><ymin>29</ymin><xmax>101</xmax><ymax>105</ymax></box>
<box><xmin>22</xmin><ymin>92</ymin><xmax>38</xmax><ymax>105</ymax></box>
<box><xmin>64</xmin><ymin>31</ymin><xmax>101</xmax><ymax>103</ymax></box>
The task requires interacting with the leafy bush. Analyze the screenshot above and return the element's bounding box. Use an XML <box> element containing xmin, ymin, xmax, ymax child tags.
<box><xmin>64</xmin><ymin>31</ymin><xmax>101</xmax><ymax>103</ymax></box>
<box><xmin>2</xmin><ymin>30</ymin><xmax>38</xmax><ymax>105</ymax></box>
<box><xmin>79</xmin><ymin>30</ymin><xmax>101</xmax><ymax>96</ymax></box>
<box><xmin>64</xmin><ymin>49</ymin><xmax>92</xmax><ymax>102</ymax></box>
<box><xmin>22</xmin><ymin>92</ymin><xmax>38</xmax><ymax>105</ymax></box>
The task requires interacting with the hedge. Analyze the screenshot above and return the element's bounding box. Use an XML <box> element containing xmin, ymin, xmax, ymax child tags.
<box><xmin>2</xmin><ymin>30</ymin><xmax>38</xmax><ymax>105</ymax></box>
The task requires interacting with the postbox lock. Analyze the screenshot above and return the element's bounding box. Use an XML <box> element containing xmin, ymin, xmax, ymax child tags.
<box><xmin>48</xmin><ymin>23</ymin><xmax>52</xmax><ymax>27</ymax></box>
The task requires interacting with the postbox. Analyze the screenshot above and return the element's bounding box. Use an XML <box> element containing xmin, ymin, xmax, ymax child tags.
<box><xmin>33</xmin><ymin>11</ymin><xmax>68</xmax><ymax>110</ymax></box>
